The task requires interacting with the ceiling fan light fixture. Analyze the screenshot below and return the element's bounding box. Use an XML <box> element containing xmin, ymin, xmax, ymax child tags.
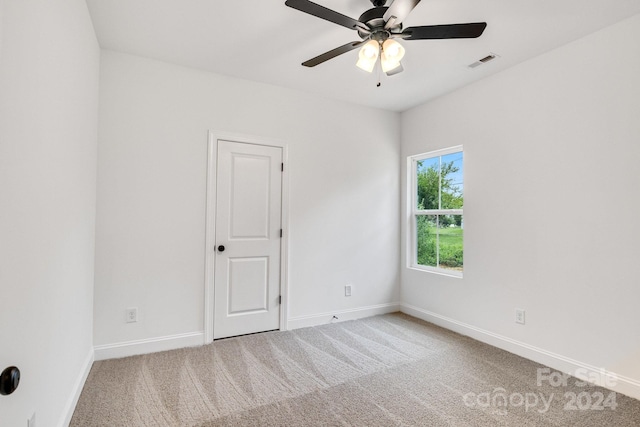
<box><xmin>356</xmin><ymin>40</ymin><xmax>380</xmax><ymax>73</ymax></box>
<box><xmin>386</xmin><ymin>62</ymin><xmax>404</xmax><ymax>76</ymax></box>
<box><xmin>380</xmin><ymin>57</ymin><xmax>400</xmax><ymax>73</ymax></box>
<box><xmin>380</xmin><ymin>52</ymin><xmax>401</xmax><ymax>73</ymax></box>
<box><xmin>380</xmin><ymin>39</ymin><xmax>405</xmax><ymax>73</ymax></box>
<box><xmin>382</xmin><ymin>39</ymin><xmax>405</xmax><ymax>62</ymax></box>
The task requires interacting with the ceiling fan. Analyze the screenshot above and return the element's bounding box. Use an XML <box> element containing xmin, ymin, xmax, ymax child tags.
<box><xmin>285</xmin><ymin>0</ymin><xmax>487</xmax><ymax>76</ymax></box>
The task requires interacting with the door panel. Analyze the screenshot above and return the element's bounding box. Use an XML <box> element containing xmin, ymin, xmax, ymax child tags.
<box><xmin>230</xmin><ymin>154</ymin><xmax>271</xmax><ymax>239</ymax></box>
<box><xmin>227</xmin><ymin>257</ymin><xmax>268</xmax><ymax>315</ymax></box>
<box><xmin>214</xmin><ymin>140</ymin><xmax>282</xmax><ymax>339</ymax></box>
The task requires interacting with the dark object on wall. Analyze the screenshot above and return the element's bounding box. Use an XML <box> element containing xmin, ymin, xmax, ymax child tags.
<box><xmin>0</xmin><ymin>366</ymin><xmax>20</xmax><ymax>395</ymax></box>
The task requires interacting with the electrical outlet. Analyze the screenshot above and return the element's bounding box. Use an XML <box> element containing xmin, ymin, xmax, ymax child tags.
<box><xmin>126</xmin><ymin>307</ymin><xmax>138</xmax><ymax>323</ymax></box>
<box><xmin>515</xmin><ymin>309</ymin><xmax>525</xmax><ymax>325</ymax></box>
<box><xmin>28</xmin><ymin>412</ymin><xmax>36</xmax><ymax>427</ymax></box>
<box><xmin>345</xmin><ymin>285</ymin><xmax>352</xmax><ymax>297</ymax></box>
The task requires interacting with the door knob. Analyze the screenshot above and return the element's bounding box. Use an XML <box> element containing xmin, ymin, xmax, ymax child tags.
<box><xmin>0</xmin><ymin>366</ymin><xmax>20</xmax><ymax>396</ymax></box>
<box><xmin>217</xmin><ymin>245</ymin><xmax>225</xmax><ymax>252</ymax></box>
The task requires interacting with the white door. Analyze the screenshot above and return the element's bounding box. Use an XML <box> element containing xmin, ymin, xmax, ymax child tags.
<box><xmin>214</xmin><ymin>140</ymin><xmax>283</xmax><ymax>339</ymax></box>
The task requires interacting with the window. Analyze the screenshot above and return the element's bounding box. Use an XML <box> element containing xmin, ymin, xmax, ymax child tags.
<box><xmin>409</xmin><ymin>146</ymin><xmax>463</xmax><ymax>276</ymax></box>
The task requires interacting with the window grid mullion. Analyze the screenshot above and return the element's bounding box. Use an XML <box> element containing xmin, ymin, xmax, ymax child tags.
<box><xmin>438</xmin><ymin>156</ymin><xmax>442</xmax><ymax>210</ymax></box>
<box><xmin>436</xmin><ymin>215</ymin><xmax>440</xmax><ymax>269</ymax></box>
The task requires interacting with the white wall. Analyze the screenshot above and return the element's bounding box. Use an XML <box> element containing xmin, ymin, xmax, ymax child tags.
<box><xmin>0</xmin><ymin>0</ymin><xmax>99</xmax><ymax>425</ymax></box>
<box><xmin>401</xmin><ymin>14</ymin><xmax>640</xmax><ymax>398</ymax></box>
<box><xmin>94</xmin><ymin>51</ymin><xmax>400</xmax><ymax>350</ymax></box>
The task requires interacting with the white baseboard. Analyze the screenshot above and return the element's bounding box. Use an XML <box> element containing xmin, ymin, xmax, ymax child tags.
<box><xmin>287</xmin><ymin>302</ymin><xmax>401</xmax><ymax>330</ymax></box>
<box><xmin>401</xmin><ymin>304</ymin><xmax>640</xmax><ymax>401</ymax></box>
<box><xmin>94</xmin><ymin>331</ymin><xmax>205</xmax><ymax>361</ymax></box>
<box><xmin>59</xmin><ymin>347</ymin><xmax>94</xmax><ymax>427</ymax></box>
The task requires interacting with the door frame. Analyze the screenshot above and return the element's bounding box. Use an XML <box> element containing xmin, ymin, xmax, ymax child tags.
<box><xmin>204</xmin><ymin>131</ymin><xmax>290</xmax><ymax>344</ymax></box>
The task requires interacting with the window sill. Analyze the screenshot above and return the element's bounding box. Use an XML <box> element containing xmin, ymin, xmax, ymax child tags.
<box><xmin>408</xmin><ymin>265</ymin><xmax>463</xmax><ymax>279</ymax></box>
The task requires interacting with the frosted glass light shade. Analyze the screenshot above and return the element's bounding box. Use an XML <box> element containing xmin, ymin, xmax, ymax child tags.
<box><xmin>381</xmin><ymin>39</ymin><xmax>405</xmax><ymax>72</ymax></box>
<box><xmin>356</xmin><ymin>40</ymin><xmax>379</xmax><ymax>73</ymax></box>
<box><xmin>382</xmin><ymin>39</ymin><xmax>405</xmax><ymax>61</ymax></box>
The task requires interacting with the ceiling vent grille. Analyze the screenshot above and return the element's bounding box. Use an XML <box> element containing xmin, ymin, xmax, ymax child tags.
<box><xmin>468</xmin><ymin>53</ymin><xmax>498</xmax><ymax>69</ymax></box>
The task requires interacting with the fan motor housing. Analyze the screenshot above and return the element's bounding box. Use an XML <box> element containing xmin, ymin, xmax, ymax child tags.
<box><xmin>358</xmin><ymin>7</ymin><xmax>402</xmax><ymax>39</ymax></box>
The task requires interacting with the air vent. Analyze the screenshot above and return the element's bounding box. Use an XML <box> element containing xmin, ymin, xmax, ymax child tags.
<box><xmin>468</xmin><ymin>53</ymin><xmax>499</xmax><ymax>69</ymax></box>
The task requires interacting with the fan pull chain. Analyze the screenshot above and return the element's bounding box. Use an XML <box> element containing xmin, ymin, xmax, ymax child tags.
<box><xmin>376</xmin><ymin>61</ymin><xmax>382</xmax><ymax>87</ymax></box>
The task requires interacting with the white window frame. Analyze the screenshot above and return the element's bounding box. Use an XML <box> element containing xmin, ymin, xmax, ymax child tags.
<box><xmin>408</xmin><ymin>145</ymin><xmax>463</xmax><ymax>278</ymax></box>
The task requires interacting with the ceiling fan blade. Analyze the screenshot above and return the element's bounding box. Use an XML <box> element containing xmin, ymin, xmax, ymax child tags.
<box><xmin>384</xmin><ymin>0</ymin><xmax>421</xmax><ymax>29</ymax></box>
<box><xmin>285</xmin><ymin>0</ymin><xmax>368</xmax><ymax>31</ymax></box>
<box><xmin>402</xmin><ymin>22</ymin><xmax>487</xmax><ymax>40</ymax></box>
<box><xmin>302</xmin><ymin>41</ymin><xmax>366</xmax><ymax>67</ymax></box>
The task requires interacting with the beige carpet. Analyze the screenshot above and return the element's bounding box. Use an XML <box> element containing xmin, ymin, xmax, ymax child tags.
<box><xmin>71</xmin><ymin>313</ymin><xmax>640</xmax><ymax>426</ymax></box>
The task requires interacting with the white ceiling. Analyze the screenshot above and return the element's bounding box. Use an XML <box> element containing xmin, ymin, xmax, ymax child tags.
<box><xmin>85</xmin><ymin>0</ymin><xmax>640</xmax><ymax>112</ymax></box>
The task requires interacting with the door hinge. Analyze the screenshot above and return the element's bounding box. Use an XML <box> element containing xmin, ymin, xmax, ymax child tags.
<box><xmin>280</xmin><ymin>229</ymin><xmax>283</xmax><ymax>238</ymax></box>
<box><xmin>281</xmin><ymin>163</ymin><xmax>284</xmax><ymax>172</ymax></box>
<box><xmin>279</xmin><ymin>295</ymin><xmax>282</xmax><ymax>305</ymax></box>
